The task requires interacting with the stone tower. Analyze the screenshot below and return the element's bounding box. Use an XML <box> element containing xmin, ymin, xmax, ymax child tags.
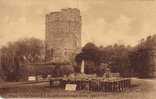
<box><xmin>45</xmin><ymin>8</ymin><xmax>81</xmax><ymax>63</ymax></box>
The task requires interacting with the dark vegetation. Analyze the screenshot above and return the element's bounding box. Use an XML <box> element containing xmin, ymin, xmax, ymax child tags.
<box><xmin>0</xmin><ymin>38</ymin><xmax>45</xmax><ymax>81</ymax></box>
<box><xmin>0</xmin><ymin>35</ymin><xmax>156</xmax><ymax>81</ymax></box>
<box><xmin>75</xmin><ymin>42</ymin><xmax>132</xmax><ymax>77</ymax></box>
<box><xmin>75</xmin><ymin>34</ymin><xmax>156</xmax><ymax>78</ymax></box>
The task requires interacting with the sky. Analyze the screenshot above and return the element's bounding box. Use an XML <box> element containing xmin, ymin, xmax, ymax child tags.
<box><xmin>0</xmin><ymin>0</ymin><xmax>156</xmax><ymax>47</ymax></box>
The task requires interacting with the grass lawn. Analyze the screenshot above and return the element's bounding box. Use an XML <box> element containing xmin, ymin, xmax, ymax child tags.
<box><xmin>0</xmin><ymin>78</ymin><xmax>156</xmax><ymax>99</ymax></box>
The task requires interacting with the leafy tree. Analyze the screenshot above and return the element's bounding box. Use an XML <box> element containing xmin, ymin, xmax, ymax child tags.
<box><xmin>1</xmin><ymin>37</ymin><xmax>44</xmax><ymax>64</ymax></box>
<box><xmin>0</xmin><ymin>37</ymin><xmax>44</xmax><ymax>81</ymax></box>
<box><xmin>100</xmin><ymin>44</ymin><xmax>132</xmax><ymax>77</ymax></box>
<box><xmin>130</xmin><ymin>34</ymin><xmax>156</xmax><ymax>78</ymax></box>
<box><xmin>53</xmin><ymin>65</ymin><xmax>63</xmax><ymax>77</ymax></box>
<box><xmin>75</xmin><ymin>34</ymin><xmax>156</xmax><ymax>78</ymax></box>
<box><xmin>1</xmin><ymin>55</ymin><xmax>20</xmax><ymax>81</ymax></box>
<box><xmin>75</xmin><ymin>42</ymin><xmax>101</xmax><ymax>74</ymax></box>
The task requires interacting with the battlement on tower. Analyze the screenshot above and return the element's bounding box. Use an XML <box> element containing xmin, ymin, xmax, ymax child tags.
<box><xmin>46</xmin><ymin>8</ymin><xmax>81</xmax><ymax>22</ymax></box>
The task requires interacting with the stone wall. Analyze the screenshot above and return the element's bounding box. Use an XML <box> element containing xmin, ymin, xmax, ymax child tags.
<box><xmin>45</xmin><ymin>8</ymin><xmax>81</xmax><ymax>63</ymax></box>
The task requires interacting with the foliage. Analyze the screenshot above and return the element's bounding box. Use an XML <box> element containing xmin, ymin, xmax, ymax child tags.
<box><xmin>1</xmin><ymin>55</ymin><xmax>20</xmax><ymax>81</ymax></box>
<box><xmin>82</xmin><ymin>42</ymin><xmax>101</xmax><ymax>63</ymax></box>
<box><xmin>75</xmin><ymin>42</ymin><xmax>101</xmax><ymax>74</ymax></box>
<box><xmin>100</xmin><ymin>44</ymin><xmax>132</xmax><ymax>77</ymax></box>
<box><xmin>52</xmin><ymin>64</ymin><xmax>74</xmax><ymax>77</ymax></box>
<box><xmin>75</xmin><ymin>42</ymin><xmax>132</xmax><ymax>76</ymax></box>
<box><xmin>1</xmin><ymin>37</ymin><xmax>45</xmax><ymax>64</ymax></box>
<box><xmin>129</xmin><ymin>35</ymin><xmax>156</xmax><ymax>78</ymax></box>
<box><xmin>0</xmin><ymin>37</ymin><xmax>44</xmax><ymax>81</ymax></box>
<box><xmin>96</xmin><ymin>63</ymin><xmax>106</xmax><ymax>77</ymax></box>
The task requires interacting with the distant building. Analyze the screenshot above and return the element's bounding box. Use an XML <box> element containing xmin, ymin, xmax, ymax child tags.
<box><xmin>147</xmin><ymin>47</ymin><xmax>156</xmax><ymax>77</ymax></box>
<box><xmin>45</xmin><ymin>8</ymin><xmax>81</xmax><ymax>63</ymax></box>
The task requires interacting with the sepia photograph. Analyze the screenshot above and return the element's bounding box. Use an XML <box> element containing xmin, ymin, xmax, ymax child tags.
<box><xmin>0</xmin><ymin>0</ymin><xmax>156</xmax><ymax>98</ymax></box>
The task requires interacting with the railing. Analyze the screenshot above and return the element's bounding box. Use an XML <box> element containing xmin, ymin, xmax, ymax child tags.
<box><xmin>49</xmin><ymin>77</ymin><xmax>131</xmax><ymax>92</ymax></box>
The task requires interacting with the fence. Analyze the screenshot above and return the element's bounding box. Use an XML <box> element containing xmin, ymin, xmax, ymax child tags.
<box><xmin>49</xmin><ymin>77</ymin><xmax>131</xmax><ymax>92</ymax></box>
